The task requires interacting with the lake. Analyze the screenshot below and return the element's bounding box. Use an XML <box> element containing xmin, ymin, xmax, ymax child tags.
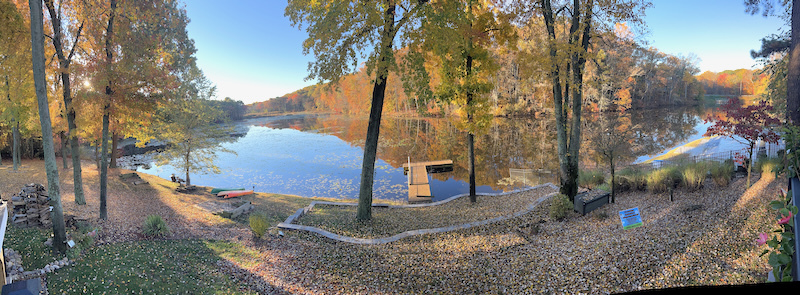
<box><xmin>120</xmin><ymin>106</ymin><xmax>723</xmax><ymax>202</ymax></box>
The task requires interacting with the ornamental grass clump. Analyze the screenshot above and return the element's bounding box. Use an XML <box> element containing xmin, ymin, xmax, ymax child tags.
<box><xmin>682</xmin><ymin>162</ymin><xmax>709</xmax><ymax>191</ymax></box>
<box><xmin>647</xmin><ymin>166</ymin><xmax>681</xmax><ymax>193</ymax></box>
<box><xmin>549</xmin><ymin>194</ymin><xmax>573</xmax><ymax>221</ymax></box>
<box><xmin>142</xmin><ymin>215</ymin><xmax>170</xmax><ymax>237</ymax></box>
<box><xmin>249</xmin><ymin>211</ymin><xmax>270</xmax><ymax>239</ymax></box>
<box><xmin>756</xmin><ymin>157</ymin><xmax>781</xmax><ymax>176</ymax></box>
<box><xmin>710</xmin><ymin>160</ymin><xmax>734</xmax><ymax>187</ymax></box>
<box><xmin>616</xmin><ymin>167</ymin><xmax>647</xmax><ymax>192</ymax></box>
<box><xmin>578</xmin><ymin>169</ymin><xmax>605</xmax><ymax>189</ymax></box>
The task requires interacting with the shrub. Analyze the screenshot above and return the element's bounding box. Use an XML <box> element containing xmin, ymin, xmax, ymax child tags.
<box><xmin>66</xmin><ymin>244</ymin><xmax>82</xmax><ymax>261</ymax></box>
<box><xmin>682</xmin><ymin>162</ymin><xmax>709</xmax><ymax>191</ymax></box>
<box><xmin>710</xmin><ymin>160</ymin><xmax>734</xmax><ymax>187</ymax></box>
<box><xmin>249</xmin><ymin>211</ymin><xmax>270</xmax><ymax>239</ymax></box>
<box><xmin>597</xmin><ymin>183</ymin><xmax>611</xmax><ymax>192</ymax></box>
<box><xmin>142</xmin><ymin>215</ymin><xmax>170</xmax><ymax>237</ymax></box>
<box><xmin>579</xmin><ymin>169</ymin><xmax>605</xmax><ymax>189</ymax></box>
<box><xmin>549</xmin><ymin>194</ymin><xmax>573</xmax><ymax>221</ymax></box>
<box><xmin>647</xmin><ymin>166</ymin><xmax>681</xmax><ymax>193</ymax></box>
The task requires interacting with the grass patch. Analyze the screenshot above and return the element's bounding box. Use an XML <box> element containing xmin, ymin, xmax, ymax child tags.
<box><xmin>205</xmin><ymin>240</ymin><xmax>262</xmax><ymax>269</ymax></box>
<box><xmin>4</xmin><ymin>225</ymin><xmax>54</xmax><ymax>269</ymax></box>
<box><xmin>47</xmin><ymin>240</ymin><xmax>255</xmax><ymax>294</ymax></box>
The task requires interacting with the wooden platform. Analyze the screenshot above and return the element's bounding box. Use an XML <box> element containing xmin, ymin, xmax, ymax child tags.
<box><xmin>402</xmin><ymin>160</ymin><xmax>454</xmax><ymax>174</ymax></box>
<box><xmin>408</xmin><ymin>165</ymin><xmax>432</xmax><ymax>202</ymax></box>
<box><xmin>405</xmin><ymin>160</ymin><xmax>453</xmax><ymax>203</ymax></box>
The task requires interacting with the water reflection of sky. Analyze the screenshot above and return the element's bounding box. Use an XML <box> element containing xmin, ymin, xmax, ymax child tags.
<box><xmin>634</xmin><ymin>120</ymin><xmax>711</xmax><ymax>163</ymax></box>
<box><xmin>126</xmin><ymin>107</ymin><xmax>718</xmax><ymax>202</ymax></box>
<box><xmin>133</xmin><ymin>124</ymin><xmax>487</xmax><ymax>202</ymax></box>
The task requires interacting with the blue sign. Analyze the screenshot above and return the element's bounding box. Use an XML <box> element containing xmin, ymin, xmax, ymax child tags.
<box><xmin>619</xmin><ymin>207</ymin><xmax>643</xmax><ymax>230</ymax></box>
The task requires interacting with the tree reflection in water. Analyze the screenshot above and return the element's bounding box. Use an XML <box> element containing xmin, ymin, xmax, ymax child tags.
<box><xmin>260</xmin><ymin>106</ymin><xmax>702</xmax><ymax>193</ymax></box>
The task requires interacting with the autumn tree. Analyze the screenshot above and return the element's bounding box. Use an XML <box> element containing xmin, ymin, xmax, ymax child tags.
<box><xmin>0</xmin><ymin>0</ymin><xmax>34</xmax><ymax>172</ymax></box>
<box><xmin>747</xmin><ymin>0</ymin><xmax>799</xmax><ymax>124</ymax></box>
<box><xmin>287</xmin><ymin>0</ymin><xmax>430</xmax><ymax>220</ymax></box>
<box><xmin>587</xmin><ymin>112</ymin><xmax>633</xmax><ymax>203</ymax></box>
<box><xmin>84</xmin><ymin>0</ymin><xmax>194</xmax><ymax>219</ymax></box>
<box><xmin>28</xmin><ymin>0</ymin><xmax>68</xmax><ymax>255</ymax></box>
<box><xmin>403</xmin><ymin>0</ymin><xmax>514</xmax><ymax>202</ymax></box>
<box><xmin>517</xmin><ymin>0</ymin><xmax>650</xmax><ymax>200</ymax></box>
<box><xmin>514</xmin><ymin>0</ymin><xmax>649</xmax><ymax>201</ymax></box>
<box><xmin>150</xmin><ymin>67</ymin><xmax>234</xmax><ymax>186</ymax></box>
<box><xmin>44</xmin><ymin>0</ymin><xmax>86</xmax><ymax>204</ymax></box>
<box><xmin>704</xmin><ymin>98</ymin><xmax>781</xmax><ymax>187</ymax></box>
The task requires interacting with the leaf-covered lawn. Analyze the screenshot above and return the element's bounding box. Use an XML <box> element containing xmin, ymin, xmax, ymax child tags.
<box><xmin>47</xmin><ymin>239</ymin><xmax>256</xmax><ymax>295</ymax></box>
<box><xmin>296</xmin><ymin>185</ymin><xmax>557</xmax><ymax>239</ymax></box>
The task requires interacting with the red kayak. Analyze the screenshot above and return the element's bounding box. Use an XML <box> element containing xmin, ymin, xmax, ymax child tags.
<box><xmin>218</xmin><ymin>190</ymin><xmax>254</xmax><ymax>199</ymax></box>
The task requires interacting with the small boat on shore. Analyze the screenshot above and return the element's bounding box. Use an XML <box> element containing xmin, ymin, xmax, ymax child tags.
<box><xmin>218</xmin><ymin>190</ymin><xmax>254</xmax><ymax>199</ymax></box>
<box><xmin>211</xmin><ymin>187</ymin><xmax>245</xmax><ymax>194</ymax></box>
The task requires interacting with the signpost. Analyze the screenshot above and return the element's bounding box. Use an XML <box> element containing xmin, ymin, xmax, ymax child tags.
<box><xmin>619</xmin><ymin>207</ymin><xmax>643</xmax><ymax>230</ymax></box>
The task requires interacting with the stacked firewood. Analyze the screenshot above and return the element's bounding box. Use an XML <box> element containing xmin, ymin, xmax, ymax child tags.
<box><xmin>10</xmin><ymin>183</ymin><xmax>52</xmax><ymax>228</ymax></box>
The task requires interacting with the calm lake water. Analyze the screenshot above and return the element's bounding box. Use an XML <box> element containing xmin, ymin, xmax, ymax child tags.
<box><xmin>121</xmin><ymin>106</ymin><xmax>715</xmax><ymax>202</ymax></box>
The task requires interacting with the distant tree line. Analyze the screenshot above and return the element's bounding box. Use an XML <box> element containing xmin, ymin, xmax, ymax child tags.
<box><xmin>696</xmin><ymin>69</ymin><xmax>770</xmax><ymax>96</ymax></box>
<box><xmin>246</xmin><ymin>85</ymin><xmax>320</xmax><ymax>115</ymax></box>
<box><xmin>245</xmin><ymin>23</ymin><xmax>713</xmax><ymax>117</ymax></box>
<box><xmin>207</xmin><ymin>97</ymin><xmax>246</xmax><ymax>121</ymax></box>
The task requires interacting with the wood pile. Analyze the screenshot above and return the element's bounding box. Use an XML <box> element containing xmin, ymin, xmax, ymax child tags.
<box><xmin>10</xmin><ymin>183</ymin><xmax>52</xmax><ymax>228</ymax></box>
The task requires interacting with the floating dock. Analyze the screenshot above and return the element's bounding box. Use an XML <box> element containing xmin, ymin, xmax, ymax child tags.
<box><xmin>404</xmin><ymin>160</ymin><xmax>453</xmax><ymax>203</ymax></box>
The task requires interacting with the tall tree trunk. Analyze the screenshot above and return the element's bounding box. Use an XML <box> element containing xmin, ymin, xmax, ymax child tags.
<box><xmin>185</xmin><ymin>149</ymin><xmax>191</xmax><ymax>186</ymax></box>
<box><xmin>94</xmin><ymin>141</ymin><xmax>99</xmax><ymax>169</ymax></box>
<box><xmin>789</xmin><ymin>0</ymin><xmax>800</xmax><ymax>124</ymax></box>
<box><xmin>45</xmin><ymin>0</ymin><xmax>86</xmax><ymax>205</ymax></box>
<box><xmin>466</xmin><ymin>35</ymin><xmax>476</xmax><ymax>203</ymax></box>
<box><xmin>110</xmin><ymin>131</ymin><xmax>118</xmax><ymax>168</ymax></box>
<box><xmin>60</xmin><ymin>131</ymin><xmax>68</xmax><ymax>169</ymax></box>
<box><xmin>100</xmin><ymin>0</ymin><xmax>117</xmax><ymax>221</ymax></box>
<box><xmin>28</xmin><ymin>0</ymin><xmax>68</xmax><ymax>255</ymax></box>
<box><xmin>609</xmin><ymin>151</ymin><xmax>615</xmax><ymax>203</ymax></box>
<box><xmin>100</xmin><ymin>107</ymin><xmax>109</xmax><ymax>220</ymax></box>
<box><xmin>12</xmin><ymin>119</ymin><xmax>20</xmax><ymax>171</ymax></box>
<box><xmin>468</xmin><ymin>132</ymin><xmax>476</xmax><ymax>201</ymax></box>
<box><xmin>541</xmin><ymin>0</ymin><xmax>572</xmax><ymax>201</ymax></box>
<box><xmin>541</xmin><ymin>0</ymin><xmax>592</xmax><ymax>202</ymax></box>
<box><xmin>356</xmin><ymin>1</ymin><xmax>395</xmax><ymax>221</ymax></box>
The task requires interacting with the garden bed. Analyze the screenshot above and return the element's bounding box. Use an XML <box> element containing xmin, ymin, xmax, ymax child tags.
<box><xmin>574</xmin><ymin>189</ymin><xmax>610</xmax><ymax>215</ymax></box>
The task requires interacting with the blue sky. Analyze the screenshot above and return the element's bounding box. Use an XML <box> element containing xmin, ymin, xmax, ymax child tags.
<box><xmin>184</xmin><ymin>0</ymin><xmax>787</xmax><ymax>104</ymax></box>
